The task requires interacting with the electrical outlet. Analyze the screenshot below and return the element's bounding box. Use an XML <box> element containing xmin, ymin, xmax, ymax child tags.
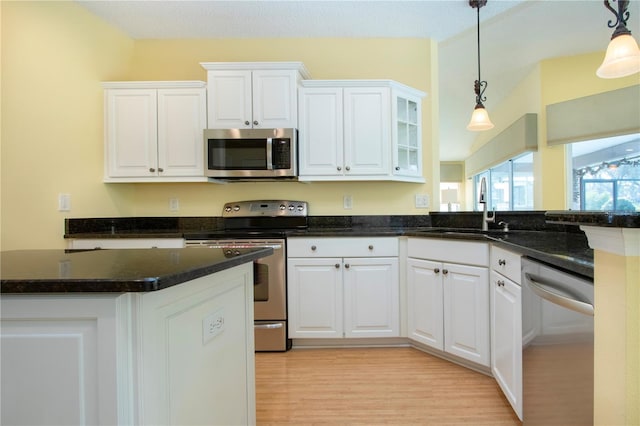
<box><xmin>415</xmin><ymin>194</ymin><xmax>430</xmax><ymax>209</ymax></box>
<box><xmin>169</xmin><ymin>198</ymin><xmax>179</xmax><ymax>212</ymax></box>
<box><xmin>343</xmin><ymin>195</ymin><xmax>353</xmax><ymax>209</ymax></box>
<box><xmin>203</xmin><ymin>309</ymin><xmax>225</xmax><ymax>343</ymax></box>
<box><xmin>58</xmin><ymin>193</ymin><xmax>71</xmax><ymax>212</ymax></box>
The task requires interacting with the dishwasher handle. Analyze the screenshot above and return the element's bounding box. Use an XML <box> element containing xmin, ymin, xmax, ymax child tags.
<box><xmin>525</xmin><ymin>273</ymin><xmax>594</xmax><ymax>317</ymax></box>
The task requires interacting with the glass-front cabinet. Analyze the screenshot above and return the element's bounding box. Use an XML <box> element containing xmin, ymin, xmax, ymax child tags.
<box><xmin>394</xmin><ymin>91</ymin><xmax>423</xmax><ymax>180</ymax></box>
<box><xmin>298</xmin><ymin>79</ymin><xmax>426</xmax><ymax>183</ymax></box>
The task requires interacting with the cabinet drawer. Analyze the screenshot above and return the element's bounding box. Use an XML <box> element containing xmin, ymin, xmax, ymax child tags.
<box><xmin>287</xmin><ymin>237</ymin><xmax>398</xmax><ymax>257</ymax></box>
<box><xmin>407</xmin><ymin>238</ymin><xmax>488</xmax><ymax>266</ymax></box>
<box><xmin>490</xmin><ymin>245</ymin><xmax>522</xmax><ymax>283</ymax></box>
<box><xmin>68</xmin><ymin>238</ymin><xmax>185</xmax><ymax>249</ymax></box>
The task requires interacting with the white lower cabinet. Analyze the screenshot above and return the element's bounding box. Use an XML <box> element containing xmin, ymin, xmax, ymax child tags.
<box><xmin>407</xmin><ymin>238</ymin><xmax>490</xmax><ymax>367</ymax></box>
<box><xmin>490</xmin><ymin>245</ymin><xmax>523</xmax><ymax>420</ymax></box>
<box><xmin>287</xmin><ymin>237</ymin><xmax>399</xmax><ymax>339</ymax></box>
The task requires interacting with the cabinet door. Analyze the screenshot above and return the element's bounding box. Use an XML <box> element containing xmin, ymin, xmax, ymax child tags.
<box><xmin>392</xmin><ymin>92</ymin><xmax>422</xmax><ymax>178</ymax></box>
<box><xmin>157</xmin><ymin>88</ymin><xmax>206</xmax><ymax>177</ymax></box>
<box><xmin>287</xmin><ymin>258</ymin><xmax>343</xmax><ymax>338</ymax></box>
<box><xmin>406</xmin><ymin>258</ymin><xmax>444</xmax><ymax>350</ymax></box>
<box><xmin>206</xmin><ymin>70</ymin><xmax>253</xmax><ymax>129</ymax></box>
<box><xmin>491</xmin><ymin>271</ymin><xmax>523</xmax><ymax>420</ymax></box>
<box><xmin>344</xmin><ymin>257</ymin><xmax>399</xmax><ymax>338</ymax></box>
<box><xmin>252</xmin><ymin>70</ymin><xmax>297</xmax><ymax>129</ymax></box>
<box><xmin>105</xmin><ymin>89</ymin><xmax>158</xmax><ymax>177</ymax></box>
<box><xmin>443</xmin><ymin>263</ymin><xmax>490</xmax><ymax>367</ymax></box>
<box><xmin>298</xmin><ymin>87</ymin><xmax>344</xmax><ymax>176</ymax></box>
<box><xmin>343</xmin><ymin>87</ymin><xmax>391</xmax><ymax>176</ymax></box>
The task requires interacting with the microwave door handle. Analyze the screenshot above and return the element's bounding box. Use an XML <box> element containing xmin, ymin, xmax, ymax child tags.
<box><xmin>266</xmin><ymin>138</ymin><xmax>273</xmax><ymax>170</ymax></box>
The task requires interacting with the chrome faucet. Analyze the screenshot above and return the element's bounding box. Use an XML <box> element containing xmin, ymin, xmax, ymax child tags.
<box><xmin>479</xmin><ymin>177</ymin><xmax>495</xmax><ymax>231</ymax></box>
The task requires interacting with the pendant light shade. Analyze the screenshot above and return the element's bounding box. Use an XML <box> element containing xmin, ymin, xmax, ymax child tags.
<box><xmin>597</xmin><ymin>0</ymin><xmax>640</xmax><ymax>78</ymax></box>
<box><xmin>467</xmin><ymin>0</ymin><xmax>494</xmax><ymax>132</ymax></box>
<box><xmin>597</xmin><ymin>34</ymin><xmax>640</xmax><ymax>78</ymax></box>
<box><xmin>467</xmin><ymin>105</ymin><xmax>495</xmax><ymax>131</ymax></box>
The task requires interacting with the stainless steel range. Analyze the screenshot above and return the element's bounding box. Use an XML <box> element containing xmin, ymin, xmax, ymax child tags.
<box><xmin>185</xmin><ymin>200</ymin><xmax>308</xmax><ymax>351</ymax></box>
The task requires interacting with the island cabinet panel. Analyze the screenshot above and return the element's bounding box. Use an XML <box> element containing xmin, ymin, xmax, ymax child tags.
<box><xmin>0</xmin><ymin>296</ymin><xmax>120</xmax><ymax>426</ymax></box>
<box><xmin>0</xmin><ymin>264</ymin><xmax>256</xmax><ymax>426</ymax></box>
<box><xmin>136</xmin><ymin>265</ymin><xmax>255</xmax><ymax>426</ymax></box>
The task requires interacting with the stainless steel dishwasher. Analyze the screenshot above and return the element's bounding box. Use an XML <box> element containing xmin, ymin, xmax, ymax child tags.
<box><xmin>521</xmin><ymin>258</ymin><xmax>594</xmax><ymax>425</ymax></box>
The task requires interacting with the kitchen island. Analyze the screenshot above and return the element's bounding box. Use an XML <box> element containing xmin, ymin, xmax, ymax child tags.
<box><xmin>1</xmin><ymin>247</ymin><xmax>272</xmax><ymax>426</ymax></box>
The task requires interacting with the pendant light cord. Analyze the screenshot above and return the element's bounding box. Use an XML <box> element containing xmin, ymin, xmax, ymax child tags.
<box><xmin>476</xmin><ymin>4</ymin><xmax>481</xmax><ymax>84</ymax></box>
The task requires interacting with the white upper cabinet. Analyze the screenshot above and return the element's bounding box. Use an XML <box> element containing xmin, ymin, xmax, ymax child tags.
<box><xmin>201</xmin><ymin>62</ymin><xmax>310</xmax><ymax>129</ymax></box>
<box><xmin>103</xmin><ymin>81</ymin><xmax>207</xmax><ymax>183</ymax></box>
<box><xmin>298</xmin><ymin>80</ymin><xmax>426</xmax><ymax>182</ymax></box>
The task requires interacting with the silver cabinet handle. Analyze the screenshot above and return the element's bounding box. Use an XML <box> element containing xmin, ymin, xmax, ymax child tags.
<box><xmin>442</xmin><ymin>269</ymin><xmax>449</xmax><ymax>275</ymax></box>
<box><xmin>434</xmin><ymin>268</ymin><xmax>440</xmax><ymax>274</ymax></box>
<box><xmin>498</xmin><ymin>259</ymin><xmax>506</xmax><ymax>266</ymax></box>
<box><xmin>254</xmin><ymin>323</ymin><xmax>283</xmax><ymax>329</ymax></box>
<box><xmin>311</xmin><ymin>245</ymin><xmax>317</xmax><ymax>251</ymax></box>
<box><xmin>253</xmin><ymin>120</ymin><xmax>259</xmax><ymax>126</ymax></box>
<box><xmin>526</xmin><ymin>273</ymin><xmax>594</xmax><ymax>316</ymax></box>
<box><xmin>497</xmin><ymin>280</ymin><xmax>505</xmax><ymax>287</ymax></box>
<box><xmin>337</xmin><ymin>166</ymin><xmax>342</xmax><ymax>171</ymax></box>
<box><xmin>346</xmin><ymin>166</ymin><xmax>351</xmax><ymax>171</ymax></box>
<box><xmin>244</xmin><ymin>120</ymin><xmax>250</xmax><ymax>126</ymax></box>
<box><xmin>368</xmin><ymin>245</ymin><xmax>374</xmax><ymax>250</ymax></box>
<box><xmin>335</xmin><ymin>263</ymin><xmax>340</xmax><ymax>269</ymax></box>
<box><xmin>345</xmin><ymin>263</ymin><xmax>350</xmax><ymax>269</ymax></box>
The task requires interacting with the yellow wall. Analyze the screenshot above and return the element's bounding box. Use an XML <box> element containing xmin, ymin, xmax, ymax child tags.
<box><xmin>1</xmin><ymin>1</ymin><xmax>135</xmax><ymax>250</ymax></box>
<box><xmin>464</xmin><ymin>65</ymin><xmax>541</xmax><ymax>208</ymax></box>
<box><xmin>538</xmin><ymin>52</ymin><xmax>639</xmax><ymax>209</ymax></box>
<box><xmin>1</xmin><ymin>2</ymin><xmax>437</xmax><ymax>250</ymax></box>
<box><xmin>124</xmin><ymin>38</ymin><xmax>437</xmax><ymax>218</ymax></box>
<box><xmin>465</xmin><ymin>52</ymin><xmax>639</xmax><ymax>210</ymax></box>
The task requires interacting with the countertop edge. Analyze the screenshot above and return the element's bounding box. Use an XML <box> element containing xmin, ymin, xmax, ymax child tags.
<box><xmin>0</xmin><ymin>248</ymin><xmax>273</xmax><ymax>294</ymax></box>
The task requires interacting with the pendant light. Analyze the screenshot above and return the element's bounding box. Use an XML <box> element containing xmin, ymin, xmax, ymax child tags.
<box><xmin>597</xmin><ymin>0</ymin><xmax>640</xmax><ymax>78</ymax></box>
<box><xmin>467</xmin><ymin>0</ymin><xmax>494</xmax><ymax>131</ymax></box>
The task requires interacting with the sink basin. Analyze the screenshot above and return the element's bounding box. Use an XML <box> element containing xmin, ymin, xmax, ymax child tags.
<box><xmin>418</xmin><ymin>228</ymin><xmax>508</xmax><ymax>239</ymax></box>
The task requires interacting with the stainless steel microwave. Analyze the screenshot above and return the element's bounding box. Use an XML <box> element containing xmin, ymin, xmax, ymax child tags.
<box><xmin>204</xmin><ymin>128</ymin><xmax>298</xmax><ymax>179</ymax></box>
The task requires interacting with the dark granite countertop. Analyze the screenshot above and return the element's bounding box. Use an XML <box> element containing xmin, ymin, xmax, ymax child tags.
<box><xmin>0</xmin><ymin>247</ymin><xmax>272</xmax><ymax>293</ymax></box>
<box><xmin>545</xmin><ymin>211</ymin><xmax>640</xmax><ymax>227</ymax></box>
<box><xmin>63</xmin><ymin>212</ymin><xmax>599</xmax><ymax>278</ymax></box>
<box><xmin>403</xmin><ymin>228</ymin><xmax>594</xmax><ymax>279</ymax></box>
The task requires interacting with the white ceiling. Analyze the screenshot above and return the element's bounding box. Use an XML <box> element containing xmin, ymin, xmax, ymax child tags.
<box><xmin>76</xmin><ymin>0</ymin><xmax>640</xmax><ymax>162</ymax></box>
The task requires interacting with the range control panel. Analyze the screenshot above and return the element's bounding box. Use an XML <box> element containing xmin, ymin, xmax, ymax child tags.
<box><xmin>222</xmin><ymin>200</ymin><xmax>308</xmax><ymax>217</ymax></box>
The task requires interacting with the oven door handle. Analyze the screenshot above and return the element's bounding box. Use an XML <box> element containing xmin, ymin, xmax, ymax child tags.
<box><xmin>525</xmin><ymin>273</ymin><xmax>594</xmax><ymax>317</ymax></box>
<box><xmin>254</xmin><ymin>322</ymin><xmax>284</xmax><ymax>330</ymax></box>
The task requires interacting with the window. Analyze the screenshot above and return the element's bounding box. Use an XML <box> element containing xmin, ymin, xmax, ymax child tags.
<box><xmin>570</xmin><ymin>134</ymin><xmax>640</xmax><ymax>212</ymax></box>
<box><xmin>439</xmin><ymin>183</ymin><xmax>461</xmax><ymax>211</ymax></box>
<box><xmin>473</xmin><ymin>153</ymin><xmax>534</xmax><ymax>211</ymax></box>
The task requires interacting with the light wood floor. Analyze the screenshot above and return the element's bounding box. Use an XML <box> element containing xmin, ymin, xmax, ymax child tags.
<box><xmin>255</xmin><ymin>347</ymin><xmax>522</xmax><ymax>425</ymax></box>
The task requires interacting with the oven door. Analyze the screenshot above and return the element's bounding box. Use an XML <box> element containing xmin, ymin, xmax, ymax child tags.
<box><xmin>186</xmin><ymin>239</ymin><xmax>289</xmax><ymax>351</ymax></box>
